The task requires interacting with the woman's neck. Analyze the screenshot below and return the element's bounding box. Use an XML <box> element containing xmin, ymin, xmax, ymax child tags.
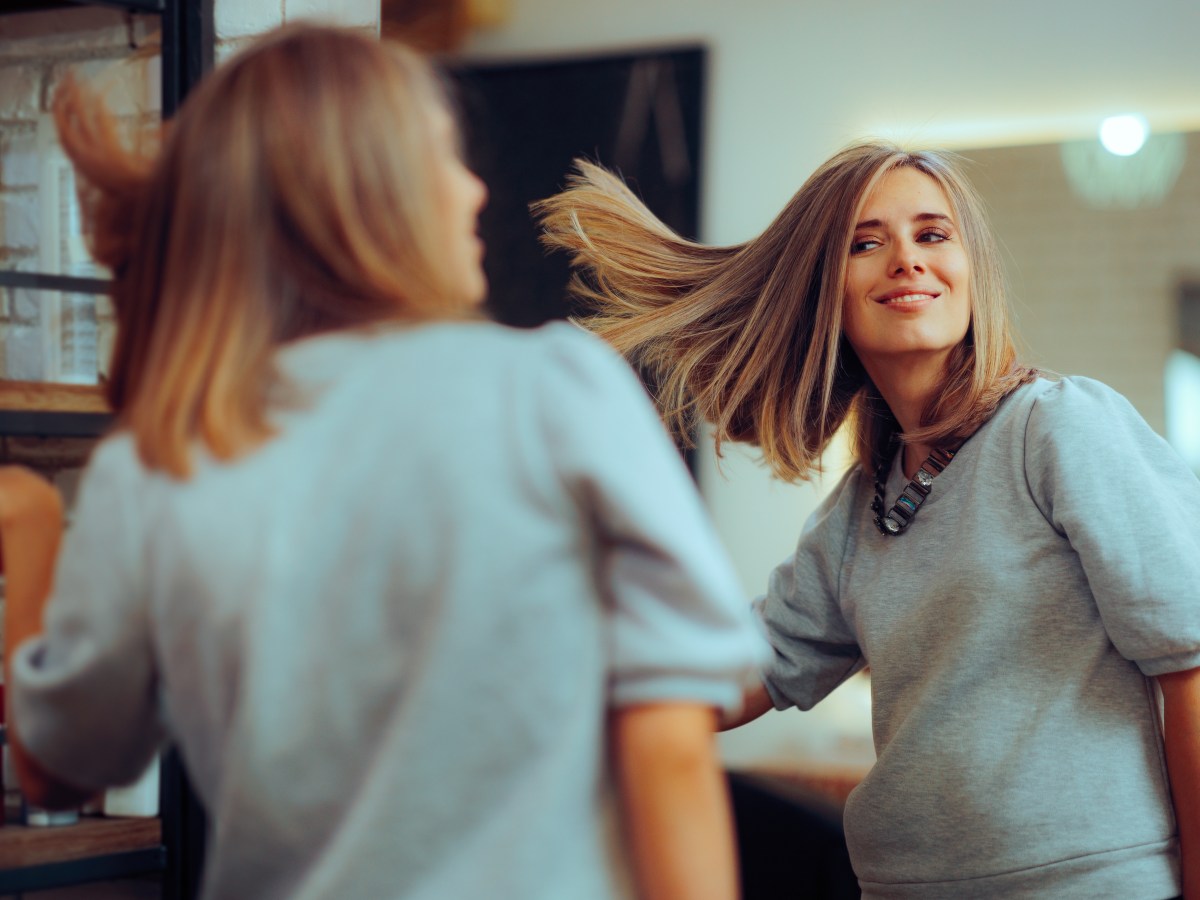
<box><xmin>864</xmin><ymin>353</ymin><xmax>948</xmax><ymax>479</ymax></box>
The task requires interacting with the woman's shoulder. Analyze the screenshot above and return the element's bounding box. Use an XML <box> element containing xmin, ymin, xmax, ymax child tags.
<box><xmin>1022</xmin><ymin>374</ymin><xmax>1147</xmax><ymax>434</ymax></box>
<box><xmin>424</xmin><ymin>319</ymin><xmax>646</xmax><ymax>395</ymax></box>
<box><xmin>977</xmin><ymin>373</ymin><xmax>1140</xmax><ymax>438</ymax></box>
<box><xmin>1013</xmin><ymin>373</ymin><xmax>1177</xmax><ymax>482</ymax></box>
<box><xmin>347</xmin><ymin>318</ymin><xmax>618</xmax><ymax>372</ymax></box>
<box><xmin>800</xmin><ymin>464</ymin><xmax>867</xmax><ymax>547</ymax></box>
<box><xmin>528</xmin><ymin>320</ymin><xmax>640</xmax><ymax>379</ymax></box>
<box><xmin>84</xmin><ymin>431</ymin><xmax>144</xmax><ymax>481</ymax></box>
<box><xmin>275</xmin><ymin>321</ymin><xmax>574</xmax><ymax>396</ymax></box>
<box><xmin>62</xmin><ymin>431</ymin><xmax>153</xmax><ymax>537</ymax></box>
<box><xmin>470</xmin><ymin>318</ymin><xmax>628</xmax><ymax>363</ymax></box>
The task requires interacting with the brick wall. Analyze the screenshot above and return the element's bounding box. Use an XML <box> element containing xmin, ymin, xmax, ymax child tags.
<box><xmin>962</xmin><ymin>135</ymin><xmax>1200</xmax><ymax>433</ymax></box>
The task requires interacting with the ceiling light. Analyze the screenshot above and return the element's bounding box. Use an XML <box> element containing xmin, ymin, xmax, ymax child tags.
<box><xmin>1099</xmin><ymin>114</ymin><xmax>1149</xmax><ymax>156</ymax></box>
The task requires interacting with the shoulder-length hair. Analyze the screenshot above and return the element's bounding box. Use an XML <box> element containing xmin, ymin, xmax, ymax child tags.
<box><xmin>535</xmin><ymin>142</ymin><xmax>1034</xmax><ymax>481</ymax></box>
<box><xmin>55</xmin><ymin>24</ymin><xmax>478</xmax><ymax>478</ymax></box>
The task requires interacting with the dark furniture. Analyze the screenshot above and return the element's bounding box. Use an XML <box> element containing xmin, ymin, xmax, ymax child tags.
<box><xmin>729</xmin><ymin>771</ymin><xmax>860</xmax><ymax>900</ymax></box>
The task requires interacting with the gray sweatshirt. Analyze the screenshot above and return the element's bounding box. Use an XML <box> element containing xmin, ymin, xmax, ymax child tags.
<box><xmin>758</xmin><ymin>376</ymin><xmax>1200</xmax><ymax>899</ymax></box>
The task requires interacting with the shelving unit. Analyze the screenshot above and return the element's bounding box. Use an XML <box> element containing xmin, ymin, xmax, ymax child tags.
<box><xmin>0</xmin><ymin>280</ymin><xmax>112</xmax><ymax>428</ymax></box>
<box><xmin>0</xmin><ymin>2</ymin><xmax>211</xmax><ymax>896</ymax></box>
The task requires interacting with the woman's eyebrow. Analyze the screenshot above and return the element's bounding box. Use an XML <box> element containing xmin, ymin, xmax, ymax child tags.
<box><xmin>853</xmin><ymin>212</ymin><xmax>952</xmax><ymax>230</ymax></box>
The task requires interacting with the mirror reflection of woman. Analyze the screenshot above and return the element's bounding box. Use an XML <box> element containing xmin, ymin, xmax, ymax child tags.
<box><xmin>539</xmin><ymin>144</ymin><xmax>1200</xmax><ymax>899</ymax></box>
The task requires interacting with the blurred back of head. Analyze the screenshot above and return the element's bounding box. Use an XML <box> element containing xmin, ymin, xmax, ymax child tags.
<box><xmin>54</xmin><ymin>24</ymin><xmax>472</xmax><ymax>476</ymax></box>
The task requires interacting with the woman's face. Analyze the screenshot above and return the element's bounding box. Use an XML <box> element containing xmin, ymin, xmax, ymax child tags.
<box><xmin>429</xmin><ymin>104</ymin><xmax>489</xmax><ymax>306</ymax></box>
<box><xmin>841</xmin><ymin>166</ymin><xmax>971</xmax><ymax>374</ymax></box>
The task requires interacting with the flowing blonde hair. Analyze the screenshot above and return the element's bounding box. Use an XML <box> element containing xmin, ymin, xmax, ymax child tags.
<box><xmin>535</xmin><ymin>143</ymin><xmax>1035</xmax><ymax>481</ymax></box>
<box><xmin>55</xmin><ymin>24</ymin><xmax>478</xmax><ymax>478</ymax></box>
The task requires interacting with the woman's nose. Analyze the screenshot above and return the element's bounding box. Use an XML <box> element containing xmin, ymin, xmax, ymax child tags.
<box><xmin>890</xmin><ymin>241</ymin><xmax>924</xmax><ymax>275</ymax></box>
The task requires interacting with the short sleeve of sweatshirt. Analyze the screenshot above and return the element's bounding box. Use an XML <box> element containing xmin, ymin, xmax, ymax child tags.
<box><xmin>754</xmin><ymin>468</ymin><xmax>865</xmax><ymax>711</ymax></box>
<box><xmin>1024</xmin><ymin>376</ymin><xmax>1200</xmax><ymax>676</ymax></box>
<box><xmin>10</xmin><ymin>437</ymin><xmax>164</xmax><ymax>790</ymax></box>
<box><xmin>534</xmin><ymin>323</ymin><xmax>770</xmax><ymax>712</ymax></box>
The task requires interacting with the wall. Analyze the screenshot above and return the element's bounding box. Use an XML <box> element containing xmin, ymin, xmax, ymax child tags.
<box><xmin>213</xmin><ymin>0</ymin><xmax>379</xmax><ymax>58</ymax></box>
<box><xmin>962</xmin><ymin>135</ymin><xmax>1200</xmax><ymax>433</ymax></box>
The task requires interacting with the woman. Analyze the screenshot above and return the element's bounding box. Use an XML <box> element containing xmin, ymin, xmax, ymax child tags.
<box><xmin>0</xmin><ymin>25</ymin><xmax>767</xmax><ymax>900</ymax></box>
<box><xmin>537</xmin><ymin>144</ymin><xmax>1200</xmax><ymax>899</ymax></box>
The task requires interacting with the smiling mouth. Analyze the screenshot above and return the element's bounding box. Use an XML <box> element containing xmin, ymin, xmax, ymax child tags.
<box><xmin>876</xmin><ymin>292</ymin><xmax>938</xmax><ymax>305</ymax></box>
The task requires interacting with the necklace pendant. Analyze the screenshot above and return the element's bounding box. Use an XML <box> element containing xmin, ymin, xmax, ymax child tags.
<box><xmin>872</xmin><ymin>440</ymin><xmax>964</xmax><ymax>537</ymax></box>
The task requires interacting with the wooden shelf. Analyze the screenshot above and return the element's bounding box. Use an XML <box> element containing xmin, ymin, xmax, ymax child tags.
<box><xmin>0</xmin><ymin>381</ymin><xmax>109</xmax><ymax>415</ymax></box>
<box><xmin>0</xmin><ymin>816</ymin><xmax>161</xmax><ymax>869</ymax></box>
<box><xmin>0</xmin><ymin>816</ymin><xmax>165</xmax><ymax>893</ymax></box>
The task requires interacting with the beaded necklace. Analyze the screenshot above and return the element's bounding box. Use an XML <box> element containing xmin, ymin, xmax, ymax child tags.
<box><xmin>871</xmin><ymin>441</ymin><xmax>960</xmax><ymax>536</ymax></box>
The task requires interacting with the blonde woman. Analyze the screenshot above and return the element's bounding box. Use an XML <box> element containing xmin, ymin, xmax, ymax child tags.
<box><xmin>538</xmin><ymin>145</ymin><xmax>1200</xmax><ymax>899</ymax></box>
<box><xmin>0</xmin><ymin>25</ymin><xmax>768</xmax><ymax>900</ymax></box>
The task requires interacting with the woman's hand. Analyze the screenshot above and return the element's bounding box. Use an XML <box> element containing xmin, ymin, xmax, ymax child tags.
<box><xmin>718</xmin><ymin>678</ymin><xmax>773</xmax><ymax>732</ymax></box>
<box><xmin>1160</xmin><ymin>667</ymin><xmax>1200</xmax><ymax>900</ymax></box>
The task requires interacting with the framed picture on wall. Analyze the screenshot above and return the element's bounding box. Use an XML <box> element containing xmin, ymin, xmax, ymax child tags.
<box><xmin>448</xmin><ymin>46</ymin><xmax>706</xmax><ymax>328</ymax></box>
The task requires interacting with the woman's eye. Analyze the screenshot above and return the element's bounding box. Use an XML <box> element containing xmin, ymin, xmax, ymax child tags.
<box><xmin>917</xmin><ymin>230</ymin><xmax>950</xmax><ymax>244</ymax></box>
<box><xmin>850</xmin><ymin>238</ymin><xmax>880</xmax><ymax>254</ymax></box>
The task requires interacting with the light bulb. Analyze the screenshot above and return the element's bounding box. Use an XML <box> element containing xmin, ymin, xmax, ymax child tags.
<box><xmin>1099</xmin><ymin>114</ymin><xmax>1149</xmax><ymax>156</ymax></box>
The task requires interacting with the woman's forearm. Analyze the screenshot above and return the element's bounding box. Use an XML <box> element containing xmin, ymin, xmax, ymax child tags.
<box><xmin>611</xmin><ymin>702</ymin><xmax>739</xmax><ymax>900</ymax></box>
<box><xmin>1160</xmin><ymin>667</ymin><xmax>1200</xmax><ymax>900</ymax></box>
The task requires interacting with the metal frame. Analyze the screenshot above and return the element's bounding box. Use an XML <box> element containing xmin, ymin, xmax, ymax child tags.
<box><xmin>0</xmin><ymin>272</ymin><xmax>112</xmax><ymax>295</ymax></box>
